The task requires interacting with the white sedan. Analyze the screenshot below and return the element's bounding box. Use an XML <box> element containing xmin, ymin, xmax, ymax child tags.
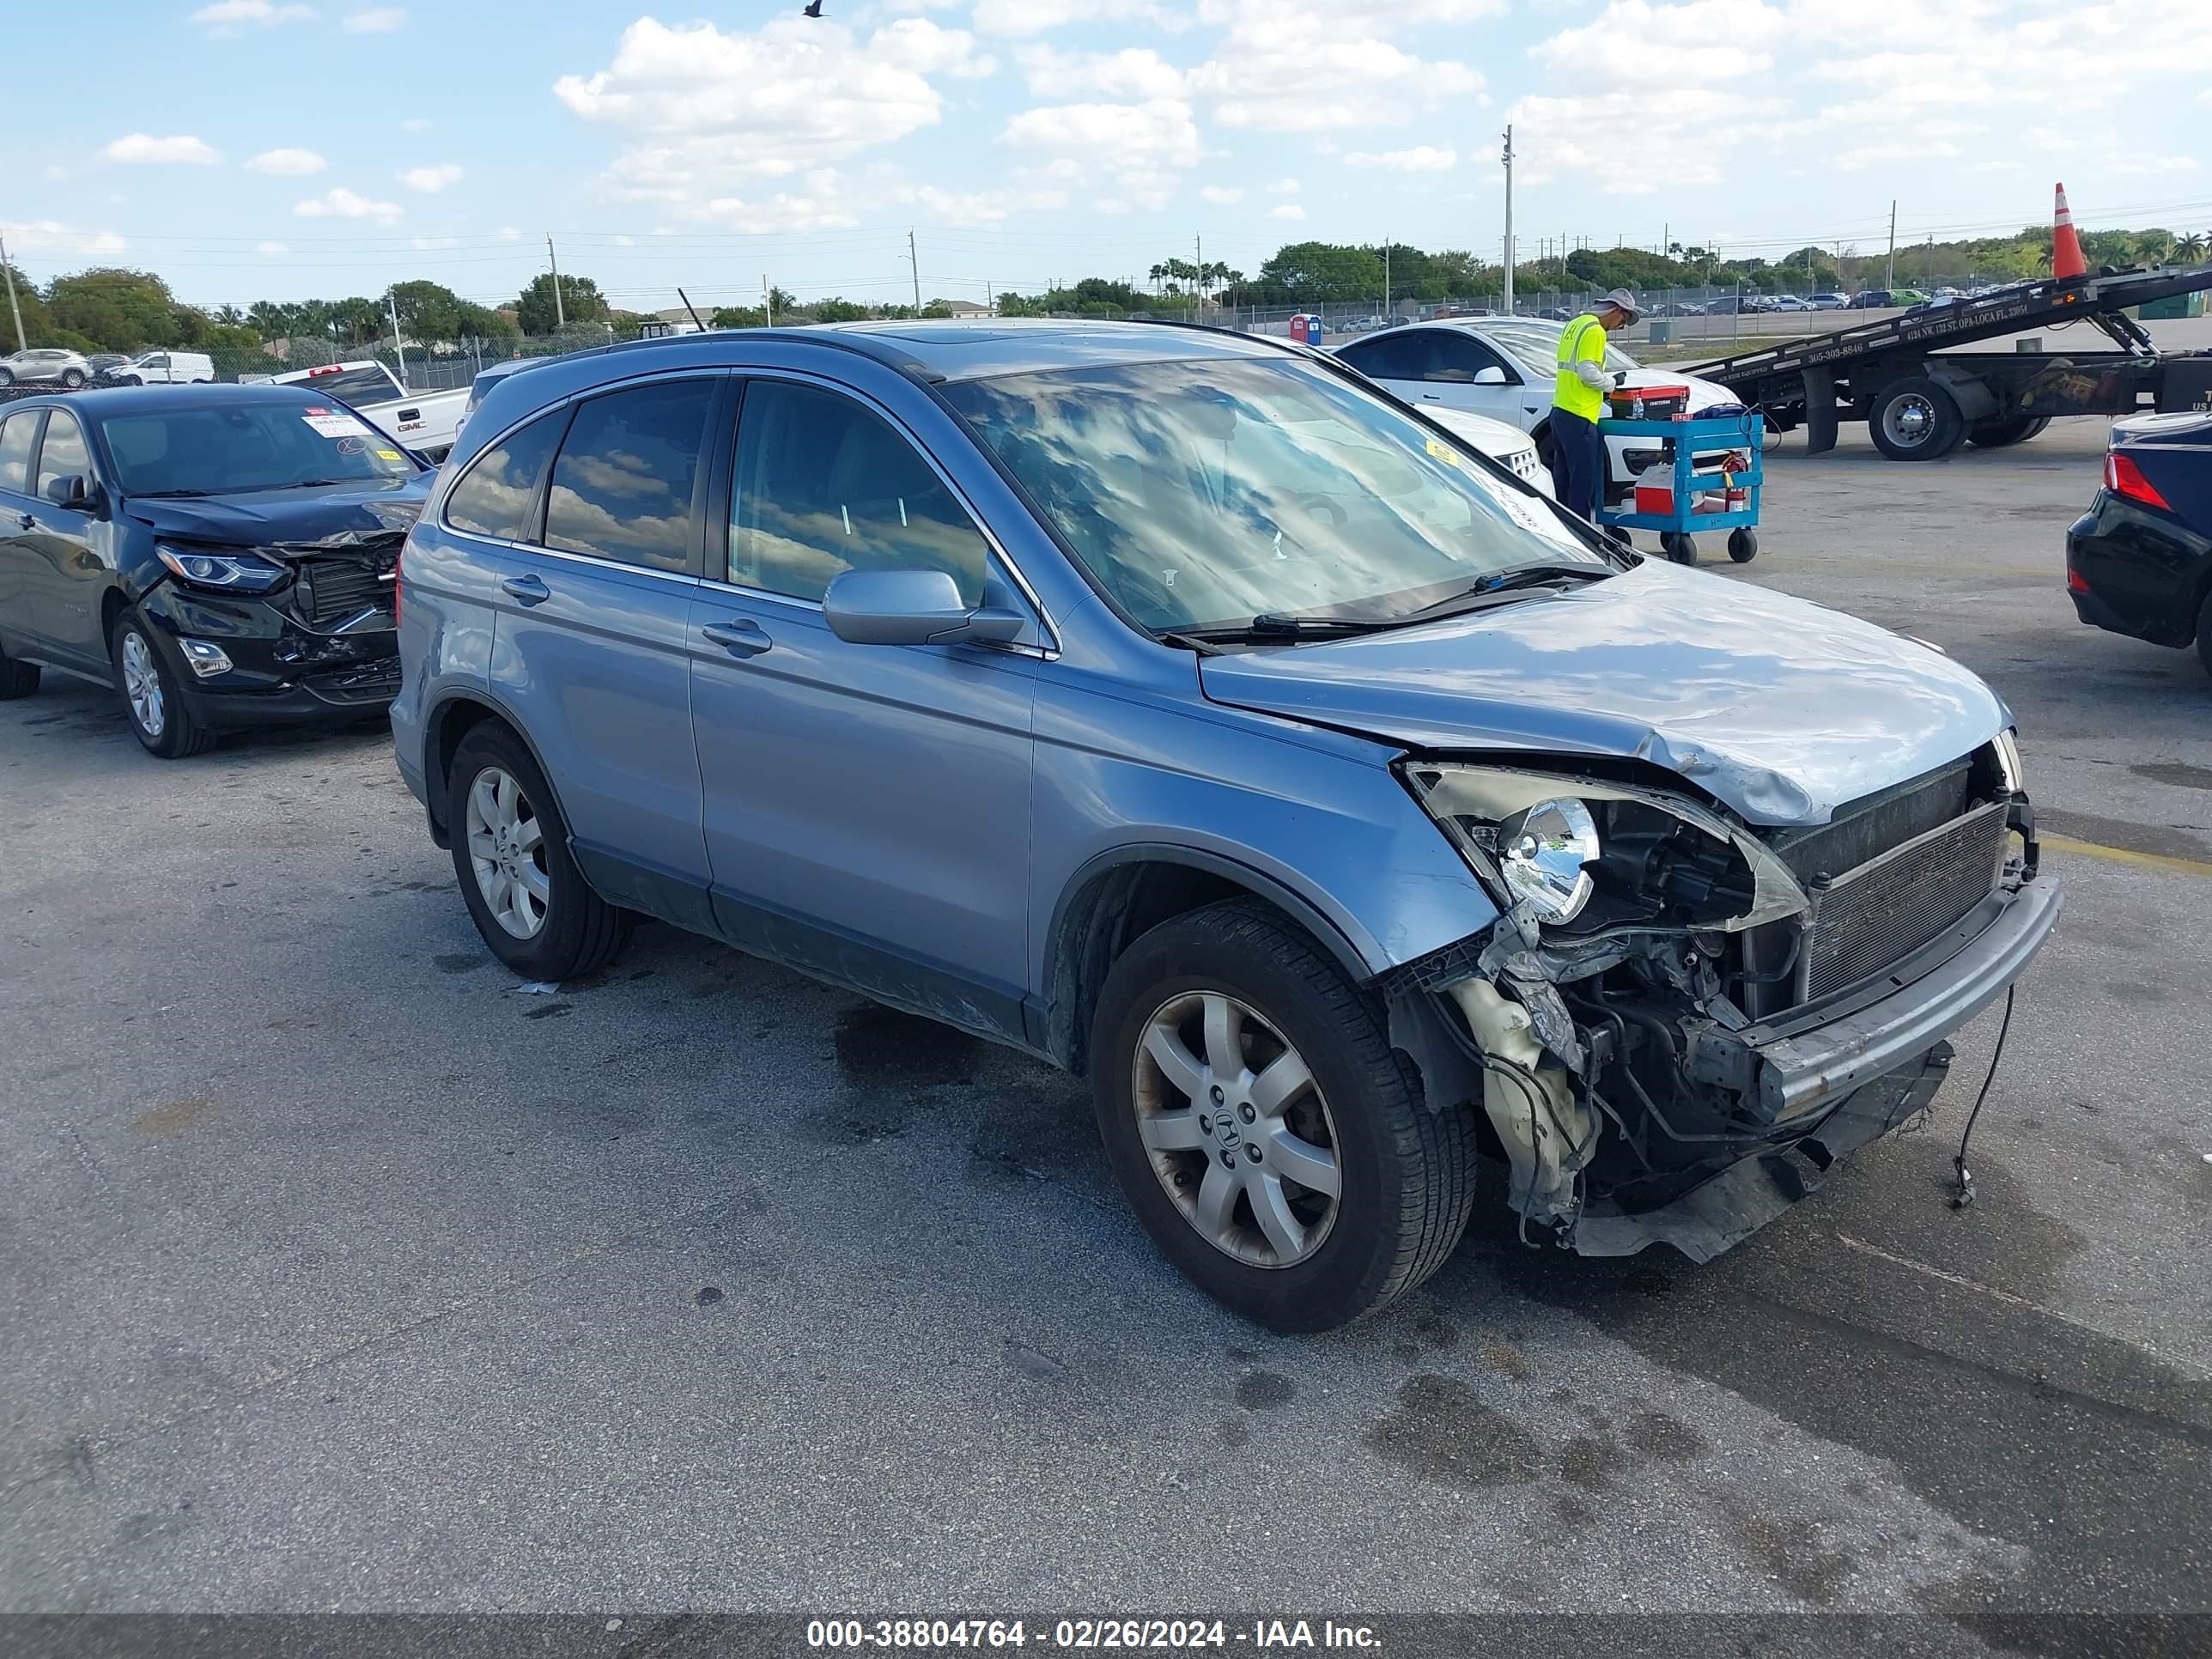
<box><xmin>1334</xmin><ymin>318</ymin><xmax>1739</xmax><ymax>501</ymax></box>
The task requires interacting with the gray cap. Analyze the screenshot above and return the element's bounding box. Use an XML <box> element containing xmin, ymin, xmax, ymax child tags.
<box><xmin>1601</xmin><ymin>287</ymin><xmax>1641</xmax><ymax>320</ymax></box>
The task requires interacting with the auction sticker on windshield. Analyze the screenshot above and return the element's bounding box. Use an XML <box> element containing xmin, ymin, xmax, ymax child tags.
<box><xmin>303</xmin><ymin>410</ymin><xmax>372</xmax><ymax>439</ymax></box>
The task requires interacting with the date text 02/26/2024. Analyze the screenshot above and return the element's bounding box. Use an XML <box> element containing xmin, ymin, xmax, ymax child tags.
<box><xmin>806</xmin><ymin>1620</ymin><xmax>1382</xmax><ymax>1650</ymax></box>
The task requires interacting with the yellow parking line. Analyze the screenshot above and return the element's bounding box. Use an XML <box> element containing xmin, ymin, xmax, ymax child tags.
<box><xmin>2041</xmin><ymin>833</ymin><xmax>2212</xmax><ymax>878</ymax></box>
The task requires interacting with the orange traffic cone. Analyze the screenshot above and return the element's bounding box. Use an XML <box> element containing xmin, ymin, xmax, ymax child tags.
<box><xmin>2051</xmin><ymin>182</ymin><xmax>2087</xmax><ymax>280</ymax></box>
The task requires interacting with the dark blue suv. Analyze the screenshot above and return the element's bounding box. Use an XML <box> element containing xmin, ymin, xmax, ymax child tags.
<box><xmin>0</xmin><ymin>385</ymin><xmax>430</xmax><ymax>756</ymax></box>
<box><xmin>392</xmin><ymin>319</ymin><xmax>2059</xmax><ymax>1329</ymax></box>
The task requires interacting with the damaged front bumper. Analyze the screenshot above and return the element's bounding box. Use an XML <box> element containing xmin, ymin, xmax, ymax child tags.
<box><xmin>139</xmin><ymin>565</ymin><xmax>399</xmax><ymax>728</ymax></box>
<box><xmin>1388</xmin><ymin>753</ymin><xmax>2062</xmax><ymax>1261</ymax></box>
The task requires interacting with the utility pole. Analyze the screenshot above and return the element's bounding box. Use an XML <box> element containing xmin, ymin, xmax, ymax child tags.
<box><xmin>0</xmin><ymin>231</ymin><xmax>25</xmax><ymax>354</ymax></box>
<box><xmin>386</xmin><ymin>289</ymin><xmax>407</xmax><ymax>388</ymax></box>
<box><xmin>546</xmin><ymin>234</ymin><xmax>565</xmax><ymax>329</ymax></box>
<box><xmin>1499</xmin><ymin>124</ymin><xmax>1515</xmax><ymax>314</ymax></box>
<box><xmin>763</xmin><ymin>275</ymin><xmax>773</xmax><ymax>326</ymax></box>
<box><xmin>908</xmin><ymin>229</ymin><xmax>921</xmax><ymax>312</ymax></box>
<box><xmin>1885</xmin><ymin>200</ymin><xmax>1897</xmax><ymax>291</ymax></box>
<box><xmin>1382</xmin><ymin>232</ymin><xmax>1390</xmax><ymax>314</ymax></box>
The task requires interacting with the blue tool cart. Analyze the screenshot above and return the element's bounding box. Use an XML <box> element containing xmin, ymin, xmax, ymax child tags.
<box><xmin>1594</xmin><ymin>410</ymin><xmax>1765</xmax><ymax>565</ymax></box>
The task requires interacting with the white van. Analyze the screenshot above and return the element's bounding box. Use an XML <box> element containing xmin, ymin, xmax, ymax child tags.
<box><xmin>113</xmin><ymin>350</ymin><xmax>215</xmax><ymax>386</ymax></box>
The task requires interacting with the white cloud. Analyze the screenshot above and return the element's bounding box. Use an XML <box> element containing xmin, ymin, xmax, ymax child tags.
<box><xmin>555</xmin><ymin>16</ymin><xmax>992</xmax><ymax>213</ymax></box>
<box><xmin>294</xmin><ymin>186</ymin><xmax>402</xmax><ymax>222</ymax></box>
<box><xmin>1200</xmin><ymin>185</ymin><xmax>1245</xmax><ymax>204</ymax></box>
<box><xmin>1190</xmin><ymin>0</ymin><xmax>1488</xmax><ymax>131</ymax></box>
<box><xmin>497</xmin><ymin>226</ymin><xmax>522</xmax><ymax>241</ymax></box>
<box><xmin>398</xmin><ymin>163</ymin><xmax>464</xmax><ymax>192</ymax></box>
<box><xmin>400</xmin><ymin>117</ymin><xmax>433</xmax><ymax>132</ymax></box>
<box><xmin>1</xmin><ymin>218</ymin><xmax>126</xmax><ymax>254</ymax></box>
<box><xmin>1267</xmin><ymin>177</ymin><xmax>1300</xmax><ymax>195</ymax></box>
<box><xmin>1018</xmin><ymin>46</ymin><xmax>1187</xmax><ymax>100</ymax></box>
<box><xmin>190</xmin><ymin>0</ymin><xmax>313</xmax><ymax>26</ymax></box>
<box><xmin>1270</xmin><ymin>203</ymin><xmax>1307</xmax><ymax>221</ymax></box>
<box><xmin>256</xmin><ymin>240</ymin><xmax>289</xmax><ymax>254</ymax></box>
<box><xmin>102</xmin><ymin>132</ymin><xmax>222</xmax><ymax>165</ymax></box>
<box><xmin>1000</xmin><ymin>99</ymin><xmax>1199</xmax><ymax>207</ymax></box>
<box><xmin>1346</xmin><ymin>145</ymin><xmax>1457</xmax><ymax>171</ymax></box>
<box><xmin>892</xmin><ymin>182</ymin><xmax>1072</xmax><ymax>228</ymax></box>
<box><xmin>343</xmin><ymin>5</ymin><xmax>405</xmax><ymax>29</ymax></box>
<box><xmin>410</xmin><ymin>235</ymin><xmax>459</xmax><ymax>249</ymax></box>
<box><xmin>246</xmin><ymin>147</ymin><xmax>327</xmax><ymax>176</ymax></box>
<box><xmin>1534</xmin><ymin>0</ymin><xmax>1782</xmax><ymax>86</ymax></box>
<box><xmin>973</xmin><ymin>0</ymin><xmax>1172</xmax><ymax>37</ymax></box>
<box><xmin>689</xmin><ymin>191</ymin><xmax>860</xmax><ymax>234</ymax></box>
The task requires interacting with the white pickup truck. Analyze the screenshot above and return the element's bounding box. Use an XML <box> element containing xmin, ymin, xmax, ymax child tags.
<box><xmin>265</xmin><ymin>360</ymin><xmax>470</xmax><ymax>461</ymax></box>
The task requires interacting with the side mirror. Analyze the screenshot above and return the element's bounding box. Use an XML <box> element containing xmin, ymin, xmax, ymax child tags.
<box><xmin>823</xmin><ymin>568</ymin><xmax>1026</xmax><ymax>648</ymax></box>
<box><xmin>42</xmin><ymin>474</ymin><xmax>90</xmax><ymax>510</ymax></box>
<box><xmin>1472</xmin><ymin>366</ymin><xmax>1509</xmax><ymax>386</ymax></box>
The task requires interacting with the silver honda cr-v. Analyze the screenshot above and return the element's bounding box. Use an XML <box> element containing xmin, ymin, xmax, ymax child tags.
<box><xmin>390</xmin><ymin>319</ymin><xmax>2059</xmax><ymax>1331</ymax></box>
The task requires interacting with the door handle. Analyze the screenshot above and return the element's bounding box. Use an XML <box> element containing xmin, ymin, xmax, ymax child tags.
<box><xmin>501</xmin><ymin>574</ymin><xmax>550</xmax><ymax>605</ymax></box>
<box><xmin>700</xmin><ymin>618</ymin><xmax>772</xmax><ymax>658</ymax></box>
<box><xmin>1420</xmin><ymin>392</ymin><xmax>1442</xmax><ymax>402</ymax></box>
<box><xmin>398</xmin><ymin>407</ymin><xmax>421</xmax><ymax>421</ymax></box>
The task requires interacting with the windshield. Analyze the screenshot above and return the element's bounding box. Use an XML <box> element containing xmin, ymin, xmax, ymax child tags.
<box><xmin>941</xmin><ymin>356</ymin><xmax>1607</xmax><ymax>633</ymax></box>
<box><xmin>99</xmin><ymin>401</ymin><xmax>420</xmax><ymax>495</ymax></box>
<box><xmin>1480</xmin><ymin>322</ymin><xmax>1639</xmax><ymax>376</ymax></box>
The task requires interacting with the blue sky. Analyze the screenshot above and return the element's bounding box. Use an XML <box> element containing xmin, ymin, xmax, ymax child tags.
<box><xmin>8</xmin><ymin>0</ymin><xmax>2209</xmax><ymax>315</ymax></box>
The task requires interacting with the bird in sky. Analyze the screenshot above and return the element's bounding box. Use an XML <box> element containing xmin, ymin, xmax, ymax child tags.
<box><xmin>802</xmin><ymin>0</ymin><xmax>823</xmax><ymax>15</ymax></box>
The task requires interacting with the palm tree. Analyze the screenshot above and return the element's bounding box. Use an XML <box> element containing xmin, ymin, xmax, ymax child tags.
<box><xmin>2175</xmin><ymin>231</ymin><xmax>2208</xmax><ymax>264</ymax></box>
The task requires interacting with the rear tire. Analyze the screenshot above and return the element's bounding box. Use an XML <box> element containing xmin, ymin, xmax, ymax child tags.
<box><xmin>1869</xmin><ymin>376</ymin><xmax>1963</xmax><ymax>461</ymax></box>
<box><xmin>1728</xmin><ymin>527</ymin><xmax>1759</xmax><ymax>563</ymax></box>
<box><xmin>60</xmin><ymin>369</ymin><xmax>86</xmax><ymax>390</ymax></box>
<box><xmin>1089</xmin><ymin>898</ymin><xmax>1478</xmax><ymax>1333</ymax></box>
<box><xmin>447</xmin><ymin>722</ymin><xmax>627</xmax><ymax>981</ymax></box>
<box><xmin>2197</xmin><ymin>589</ymin><xmax>2212</xmax><ymax>680</ymax></box>
<box><xmin>112</xmin><ymin>611</ymin><xmax>214</xmax><ymax>758</ymax></box>
<box><xmin>1967</xmin><ymin>416</ymin><xmax>2046</xmax><ymax>449</ymax></box>
<box><xmin>1662</xmin><ymin>532</ymin><xmax>1698</xmax><ymax>564</ymax></box>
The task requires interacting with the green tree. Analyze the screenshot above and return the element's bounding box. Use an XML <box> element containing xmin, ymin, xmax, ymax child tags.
<box><xmin>515</xmin><ymin>271</ymin><xmax>608</xmax><ymax>334</ymax></box>
<box><xmin>709</xmin><ymin>305</ymin><xmax>765</xmax><ymax>329</ymax></box>
<box><xmin>1249</xmin><ymin>242</ymin><xmax>1385</xmax><ymax>304</ymax></box>
<box><xmin>0</xmin><ymin>259</ymin><xmax>54</xmax><ymax>350</ymax></box>
<box><xmin>45</xmin><ymin>268</ymin><xmax>192</xmax><ymax>350</ymax></box>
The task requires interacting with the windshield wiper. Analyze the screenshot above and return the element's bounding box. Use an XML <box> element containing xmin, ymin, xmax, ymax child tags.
<box><xmin>1399</xmin><ymin>563</ymin><xmax>1614</xmax><ymax>621</ymax></box>
<box><xmin>1170</xmin><ymin>613</ymin><xmax>1410</xmax><ymax>646</ymax></box>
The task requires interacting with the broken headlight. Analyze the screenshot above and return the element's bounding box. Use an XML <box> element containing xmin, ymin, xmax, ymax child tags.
<box><xmin>1496</xmin><ymin>798</ymin><xmax>1600</xmax><ymax>922</ymax></box>
<box><xmin>1400</xmin><ymin>761</ymin><xmax>1808</xmax><ymax>933</ymax></box>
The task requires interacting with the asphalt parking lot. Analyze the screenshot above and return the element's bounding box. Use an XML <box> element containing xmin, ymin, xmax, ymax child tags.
<box><xmin>3</xmin><ymin>418</ymin><xmax>2208</xmax><ymax>1645</ymax></box>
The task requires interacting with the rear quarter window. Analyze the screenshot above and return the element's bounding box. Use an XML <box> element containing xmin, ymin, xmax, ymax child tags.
<box><xmin>443</xmin><ymin>410</ymin><xmax>568</xmax><ymax>542</ymax></box>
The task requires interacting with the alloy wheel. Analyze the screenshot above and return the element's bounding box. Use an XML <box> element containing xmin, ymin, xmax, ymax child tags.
<box><xmin>1132</xmin><ymin>990</ymin><xmax>1341</xmax><ymax>1268</ymax></box>
<box><xmin>120</xmin><ymin>632</ymin><xmax>164</xmax><ymax>738</ymax></box>
<box><xmin>465</xmin><ymin>766</ymin><xmax>550</xmax><ymax>939</ymax></box>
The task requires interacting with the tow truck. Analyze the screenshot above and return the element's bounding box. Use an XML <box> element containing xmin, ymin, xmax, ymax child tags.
<box><xmin>1688</xmin><ymin>264</ymin><xmax>2212</xmax><ymax>460</ymax></box>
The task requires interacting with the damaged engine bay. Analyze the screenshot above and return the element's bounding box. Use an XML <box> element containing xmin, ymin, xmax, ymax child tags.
<box><xmin>1384</xmin><ymin>737</ymin><xmax>2047</xmax><ymax>1260</ymax></box>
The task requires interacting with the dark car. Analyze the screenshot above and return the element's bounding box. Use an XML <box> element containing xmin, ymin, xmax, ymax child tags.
<box><xmin>1850</xmin><ymin>290</ymin><xmax>1895</xmax><ymax>308</ymax></box>
<box><xmin>2066</xmin><ymin>410</ymin><xmax>2212</xmax><ymax>676</ymax></box>
<box><xmin>85</xmin><ymin>354</ymin><xmax>133</xmax><ymax>380</ymax></box>
<box><xmin>0</xmin><ymin>384</ymin><xmax>431</xmax><ymax>756</ymax></box>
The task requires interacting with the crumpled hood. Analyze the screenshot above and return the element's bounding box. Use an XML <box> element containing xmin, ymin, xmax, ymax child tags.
<box><xmin>124</xmin><ymin>477</ymin><xmax>428</xmax><ymax>550</ymax></box>
<box><xmin>1197</xmin><ymin>559</ymin><xmax>2010</xmax><ymax>826</ymax></box>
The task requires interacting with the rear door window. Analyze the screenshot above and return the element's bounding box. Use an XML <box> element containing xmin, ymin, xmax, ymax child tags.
<box><xmin>443</xmin><ymin>410</ymin><xmax>567</xmax><ymax>542</ymax></box>
<box><xmin>0</xmin><ymin>410</ymin><xmax>37</xmax><ymax>495</ymax></box>
<box><xmin>33</xmin><ymin>411</ymin><xmax>89</xmax><ymax>499</ymax></box>
<box><xmin>543</xmin><ymin>378</ymin><xmax>715</xmax><ymax>574</ymax></box>
<box><xmin>293</xmin><ymin>365</ymin><xmax>398</xmax><ymax>404</ymax></box>
<box><xmin>1340</xmin><ymin>331</ymin><xmax>1430</xmax><ymax>382</ymax></box>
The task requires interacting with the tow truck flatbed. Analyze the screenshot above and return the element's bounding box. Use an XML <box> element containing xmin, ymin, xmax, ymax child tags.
<box><xmin>1686</xmin><ymin>264</ymin><xmax>2212</xmax><ymax>460</ymax></box>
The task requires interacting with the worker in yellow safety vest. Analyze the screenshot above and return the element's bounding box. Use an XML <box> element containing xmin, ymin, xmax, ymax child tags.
<box><xmin>1550</xmin><ymin>287</ymin><xmax>1641</xmax><ymax>522</ymax></box>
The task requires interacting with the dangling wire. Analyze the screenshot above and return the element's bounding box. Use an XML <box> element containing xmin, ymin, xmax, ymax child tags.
<box><xmin>1949</xmin><ymin>984</ymin><xmax>2017</xmax><ymax>1210</ymax></box>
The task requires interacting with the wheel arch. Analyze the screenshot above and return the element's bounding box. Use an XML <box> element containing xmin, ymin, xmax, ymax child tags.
<box><xmin>1041</xmin><ymin>845</ymin><xmax>1377</xmax><ymax>1076</ymax></box>
<box><xmin>422</xmin><ymin>689</ymin><xmax>574</xmax><ymax>849</ymax></box>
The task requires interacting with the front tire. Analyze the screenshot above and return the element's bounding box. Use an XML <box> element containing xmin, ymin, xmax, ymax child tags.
<box><xmin>112</xmin><ymin>612</ymin><xmax>213</xmax><ymax>758</ymax></box>
<box><xmin>0</xmin><ymin>633</ymin><xmax>39</xmax><ymax>699</ymax></box>
<box><xmin>446</xmin><ymin>722</ymin><xmax>626</xmax><ymax>981</ymax></box>
<box><xmin>1090</xmin><ymin>899</ymin><xmax>1477</xmax><ymax>1333</ymax></box>
<box><xmin>2197</xmin><ymin>588</ymin><xmax>2212</xmax><ymax>680</ymax></box>
<box><xmin>1869</xmin><ymin>376</ymin><xmax>1963</xmax><ymax>461</ymax></box>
